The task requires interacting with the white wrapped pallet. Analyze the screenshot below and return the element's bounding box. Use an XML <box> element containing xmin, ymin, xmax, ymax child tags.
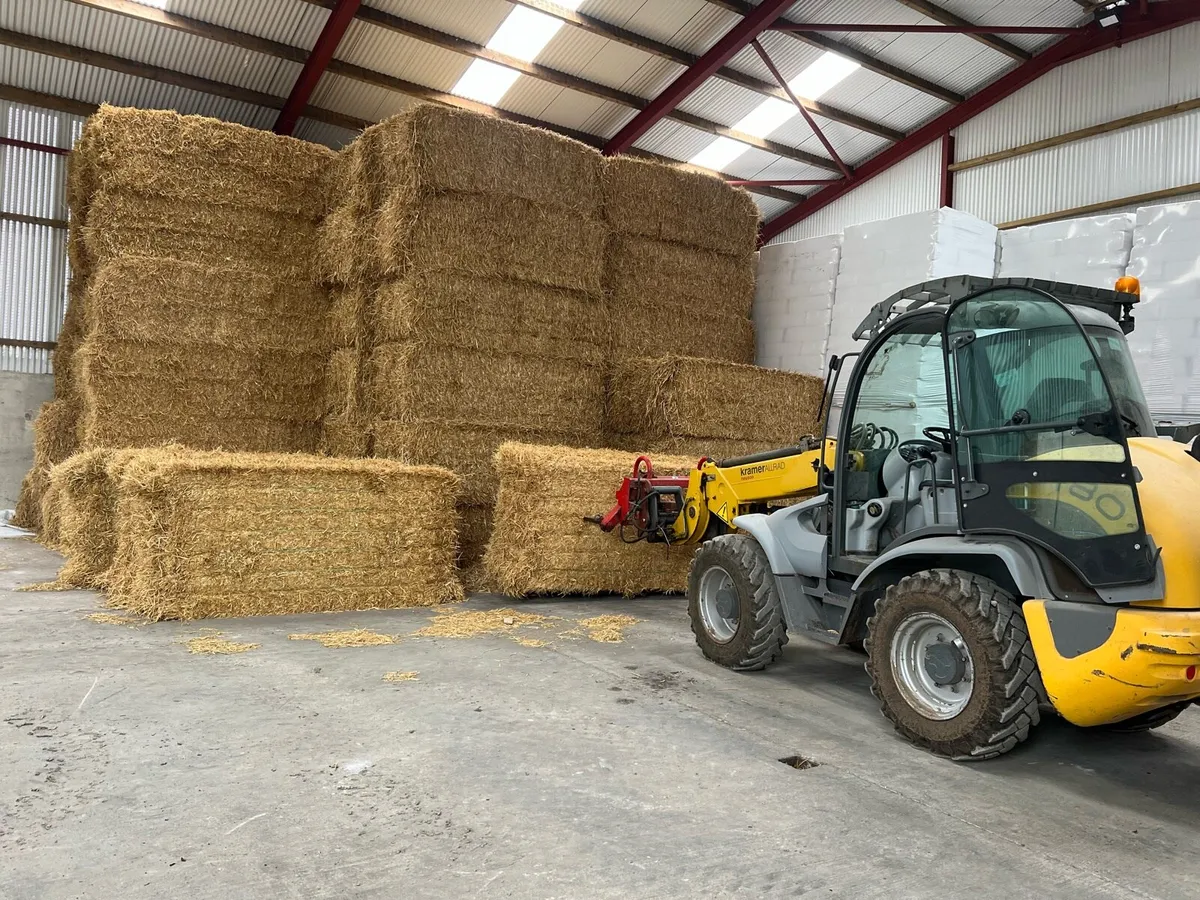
<box><xmin>998</xmin><ymin>213</ymin><xmax>1134</xmax><ymax>290</ymax></box>
<box><xmin>826</xmin><ymin>209</ymin><xmax>997</xmax><ymax>425</ymax></box>
<box><xmin>1126</xmin><ymin>201</ymin><xmax>1200</xmax><ymax>420</ymax></box>
<box><xmin>753</xmin><ymin>234</ymin><xmax>841</xmax><ymax>377</ymax></box>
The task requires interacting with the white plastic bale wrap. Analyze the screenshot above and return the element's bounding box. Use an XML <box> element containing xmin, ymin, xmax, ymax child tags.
<box><xmin>998</xmin><ymin>214</ymin><xmax>1134</xmax><ymax>290</ymax></box>
<box><xmin>826</xmin><ymin>208</ymin><xmax>997</xmax><ymax>420</ymax></box>
<box><xmin>752</xmin><ymin>234</ymin><xmax>841</xmax><ymax>377</ymax></box>
<box><xmin>1125</xmin><ymin>201</ymin><xmax>1200</xmax><ymax>420</ymax></box>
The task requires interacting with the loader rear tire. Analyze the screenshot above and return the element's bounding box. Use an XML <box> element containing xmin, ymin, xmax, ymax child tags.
<box><xmin>687</xmin><ymin>534</ymin><xmax>787</xmax><ymax>671</ymax></box>
<box><xmin>865</xmin><ymin>569</ymin><xmax>1042</xmax><ymax>761</ymax></box>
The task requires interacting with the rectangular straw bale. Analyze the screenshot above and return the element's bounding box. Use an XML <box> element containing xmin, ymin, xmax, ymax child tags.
<box><xmin>328</xmin><ymin>285</ymin><xmax>369</xmax><ymax>349</ymax></box>
<box><xmin>608</xmin><ymin>235</ymin><xmax>755</xmax><ymax>316</ymax></box>
<box><xmin>106</xmin><ymin>449</ymin><xmax>463</xmax><ymax>620</ymax></box>
<box><xmin>378</xmin><ymin>190</ymin><xmax>606</xmax><ymax>292</ymax></box>
<box><xmin>49</xmin><ymin>448</ymin><xmax>141</xmax><ymax>587</ymax></box>
<box><xmin>602</xmin><ymin>156</ymin><xmax>759</xmax><ymax>255</ymax></box>
<box><xmin>67</xmin><ymin>220</ymin><xmax>91</xmax><ymax>288</ymax></box>
<box><xmin>607</xmin><ymin>433</ymin><xmax>784</xmax><ymax>463</ymax></box>
<box><xmin>83</xmin><ymin>192</ymin><xmax>318</xmax><ymax>279</ymax></box>
<box><xmin>321</xmin><ymin>347</ymin><xmax>362</xmax><ymax>420</ymax></box>
<box><xmin>81</xmin><ymin>373</ymin><xmax>320</xmax><ymax>426</ymax></box>
<box><xmin>78</xmin><ymin>105</ymin><xmax>333</xmax><ymax>219</ymax></box>
<box><xmin>373</xmin><ymin>272</ymin><xmax>606</xmax><ymax>362</ymax></box>
<box><xmin>457</xmin><ymin>503</ymin><xmax>494</xmax><ymax>569</ymax></box>
<box><xmin>606</xmin><ymin>356</ymin><xmax>825</xmax><ymax>444</ymax></box>
<box><xmin>319</xmin><ymin>416</ymin><xmax>369</xmax><ymax>458</ymax></box>
<box><xmin>85</xmin><ymin>257</ymin><xmax>329</xmax><ymax>353</ymax></box>
<box><xmin>367</xmin><ymin>104</ymin><xmax>600</xmax><ymax>214</ymax></box>
<box><xmin>12</xmin><ymin>400</ymin><xmax>80</xmax><ymax>532</ymax></box>
<box><xmin>78</xmin><ymin>407</ymin><xmax>319</xmax><ymax>455</ymax></box>
<box><xmin>373</xmin><ymin>420</ymin><xmax>601</xmax><ymax>505</ymax></box>
<box><xmin>484</xmin><ymin>442</ymin><xmax>696</xmax><ymax>596</ymax></box>
<box><xmin>38</xmin><ymin>479</ymin><xmax>64</xmax><ymax>549</ymax></box>
<box><xmin>316</xmin><ymin>202</ymin><xmax>377</xmax><ymax>287</ymax></box>
<box><xmin>609</xmin><ymin>297</ymin><xmax>754</xmax><ymax>365</ymax></box>
<box><xmin>368</xmin><ymin>343</ymin><xmax>606</xmax><ymax>435</ymax></box>
<box><xmin>52</xmin><ymin>283</ymin><xmax>86</xmax><ymax>401</ymax></box>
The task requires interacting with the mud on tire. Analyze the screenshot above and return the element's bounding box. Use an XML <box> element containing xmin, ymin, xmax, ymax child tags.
<box><xmin>687</xmin><ymin>534</ymin><xmax>788</xmax><ymax>671</ymax></box>
<box><xmin>865</xmin><ymin>569</ymin><xmax>1042</xmax><ymax>761</ymax></box>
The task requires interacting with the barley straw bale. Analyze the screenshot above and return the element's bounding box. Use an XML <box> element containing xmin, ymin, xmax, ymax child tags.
<box><xmin>368</xmin><ymin>344</ymin><xmax>606</xmax><ymax>434</ymax></box>
<box><xmin>316</xmin><ymin>202</ymin><xmax>376</xmax><ymax>287</ymax></box>
<box><xmin>38</xmin><ymin>479</ymin><xmax>65</xmax><ymax>548</ymax></box>
<box><xmin>373</xmin><ymin>273</ymin><xmax>606</xmax><ymax>362</ymax></box>
<box><xmin>608</xmin><ymin>235</ymin><xmax>755</xmax><ymax>316</ymax></box>
<box><xmin>602</xmin><ymin>156</ymin><xmax>759</xmax><ymax>256</ymax></box>
<box><xmin>319</xmin><ymin>417</ymin><xmax>369</xmax><ymax>458</ymax></box>
<box><xmin>607</xmin><ymin>356</ymin><xmax>825</xmax><ymax>445</ymax></box>
<box><xmin>12</xmin><ymin>400</ymin><xmax>80</xmax><ymax>532</ymax></box>
<box><xmin>322</xmin><ymin>347</ymin><xmax>362</xmax><ymax>420</ymax></box>
<box><xmin>328</xmin><ymin>286</ymin><xmax>369</xmax><ymax>349</ymax></box>
<box><xmin>366</xmin><ymin>104</ymin><xmax>600</xmax><ymax>214</ymax></box>
<box><xmin>457</xmin><ymin>503</ymin><xmax>494</xmax><ymax>568</ymax></box>
<box><xmin>49</xmin><ymin>448</ymin><xmax>141</xmax><ymax>587</ymax></box>
<box><xmin>78</xmin><ymin>405</ymin><xmax>319</xmax><ymax>455</ymax></box>
<box><xmin>608</xmin><ymin>433</ymin><xmax>785</xmax><ymax>462</ymax></box>
<box><xmin>378</xmin><ymin>191</ymin><xmax>605</xmax><ymax>292</ymax></box>
<box><xmin>106</xmin><ymin>449</ymin><xmax>463</xmax><ymax>620</ymax></box>
<box><xmin>82</xmin><ymin>193</ymin><xmax>318</xmax><ymax>278</ymax></box>
<box><xmin>485</xmin><ymin>442</ymin><xmax>698</xmax><ymax>596</ymax></box>
<box><xmin>53</xmin><ymin>282</ymin><xmax>87</xmax><ymax>402</ymax></box>
<box><xmin>373</xmin><ymin>421</ymin><xmax>600</xmax><ymax>505</ymax></box>
<box><xmin>85</xmin><ymin>258</ymin><xmax>329</xmax><ymax>352</ymax></box>
<box><xmin>77</xmin><ymin>105</ymin><xmax>332</xmax><ymax>219</ymax></box>
<box><xmin>610</xmin><ymin>300</ymin><xmax>755</xmax><ymax>365</ymax></box>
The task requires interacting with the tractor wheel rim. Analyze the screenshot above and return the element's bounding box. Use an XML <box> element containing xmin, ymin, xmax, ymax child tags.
<box><xmin>698</xmin><ymin>565</ymin><xmax>739</xmax><ymax>643</ymax></box>
<box><xmin>889</xmin><ymin>612</ymin><xmax>974</xmax><ymax>721</ymax></box>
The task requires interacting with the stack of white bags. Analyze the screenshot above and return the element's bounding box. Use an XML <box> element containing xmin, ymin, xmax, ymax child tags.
<box><xmin>998</xmin><ymin>213</ymin><xmax>1134</xmax><ymax>289</ymax></box>
<box><xmin>1125</xmin><ymin>201</ymin><xmax>1200</xmax><ymax>420</ymax></box>
<box><xmin>752</xmin><ymin>234</ymin><xmax>841</xmax><ymax>377</ymax></box>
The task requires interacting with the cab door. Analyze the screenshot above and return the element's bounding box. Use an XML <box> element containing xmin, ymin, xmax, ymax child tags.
<box><xmin>945</xmin><ymin>287</ymin><xmax>1155</xmax><ymax>588</ymax></box>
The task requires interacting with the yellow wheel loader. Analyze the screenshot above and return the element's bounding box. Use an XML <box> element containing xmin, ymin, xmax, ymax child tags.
<box><xmin>592</xmin><ymin>276</ymin><xmax>1200</xmax><ymax>760</ymax></box>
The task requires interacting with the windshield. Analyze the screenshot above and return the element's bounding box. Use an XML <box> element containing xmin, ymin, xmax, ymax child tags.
<box><xmin>971</xmin><ymin>324</ymin><xmax>1153</xmax><ymax>438</ymax></box>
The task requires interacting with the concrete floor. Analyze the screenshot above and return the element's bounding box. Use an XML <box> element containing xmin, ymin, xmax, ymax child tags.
<box><xmin>4</xmin><ymin>538</ymin><xmax>1200</xmax><ymax>900</ymax></box>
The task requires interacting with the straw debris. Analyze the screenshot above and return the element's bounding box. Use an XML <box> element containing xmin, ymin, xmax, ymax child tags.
<box><xmin>84</xmin><ymin>612</ymin><xmax>145</xmax><ymax>626</ymax></box>
<box><xmin>412</xmin><ymin>607</ymin><xmax>556</xmax><ymax>638</ymax></box>
<box><xmin>183</xmin><ymin>634</ymin><xmax>260</xmax><ymax>655</ymax></box>
<box><xmin>290</xmin><ymin>629</ymin><xmax>397</xmax><ymax>648</ymax></box>
<box><xmin>578</xmin><ymin>614</ymin><xmax>641</xmax><ymax>643</ymax></box>
<box><xmin>484</xmin><ymin>442</ymin><xmax>698</xmax><ymax>596</ymax></box>
<box><xmin>383</xmin><ymin>670</ymin><xmax>419</xmax><ymax>682</ymax></box>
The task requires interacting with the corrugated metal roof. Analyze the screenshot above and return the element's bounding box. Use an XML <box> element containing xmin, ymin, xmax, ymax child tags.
<box><xmin>0</xmin><ymin>0</ymin><xmax>1111</xmax><ymax>210</ymax></box>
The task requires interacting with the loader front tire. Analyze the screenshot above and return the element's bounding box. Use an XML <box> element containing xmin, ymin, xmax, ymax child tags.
<box><xmin>687</xmin><ymin>534</ymin><xmax>787</xmax><ymax>671</ymax></box>
<box><xmin>865</xmin><ymin>569</ymin><xmax>1042</xmax><ymax>761</ymax></box>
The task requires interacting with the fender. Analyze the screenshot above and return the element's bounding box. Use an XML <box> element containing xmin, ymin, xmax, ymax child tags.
<box><xmin>852</xmin><ymin>534</ymin><xmax>1056</xmax><ymax>600</ymax></box>
<box><xmin>732</xmin><ymin>493</ymin><xmax>829</xmax><ymax>577</ymax></box>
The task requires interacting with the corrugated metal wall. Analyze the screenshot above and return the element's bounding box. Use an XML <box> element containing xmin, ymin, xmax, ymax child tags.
<box><xmin>765</xmin><ymin>141</ymin><xmax>941</xmax><ymax>244</ymax></box>
<box><xmin>0</xmin><ymin>100</ymin><xmax>81</xmax><ymax>374</ymax></box>
<box><xmin>764</xmin><ymin>22</ymin><xmax>1200</xmax><ymax>243</ymax></box>
<box><xmin>954</xmin><ymin>22</ymin><xmax>1200</xmax><ymax>226</ymax></box>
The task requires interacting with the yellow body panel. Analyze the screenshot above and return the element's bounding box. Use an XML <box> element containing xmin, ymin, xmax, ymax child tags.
<box><xmin>1024</xmin><ymin>599</ymin><xmax>1200</xmax><ymax>726</ymax></box>
<box><xmin>1126</xmin><ymin>438</ymin><xmax>1200</xmax><ymax>609</ymax></box>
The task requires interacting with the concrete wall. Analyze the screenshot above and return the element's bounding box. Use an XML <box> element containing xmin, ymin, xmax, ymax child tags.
<box><xmin>0</xmin><ymin>373</ymin><xmax>54</xmax><ymax>508</ymax></box>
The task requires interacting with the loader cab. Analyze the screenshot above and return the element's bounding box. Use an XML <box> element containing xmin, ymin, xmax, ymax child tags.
<box><xmin>830</xmin><ymin>281</ymin><xmax>1156</xmax><ymax>590</ymax></box>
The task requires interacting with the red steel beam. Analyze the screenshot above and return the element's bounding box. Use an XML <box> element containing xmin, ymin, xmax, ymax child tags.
<box><xmin>274</xmin><ymin>0</ymin><xmax>361</xmax><ymax>136</ymax></box>
<box><xmin>773</xmin><ymin>24</ymin><xmax>1080</xmax><ymax>35</ymax></box>
<box><xmin>939</xmin><ymin>133</ymin><xmax>955</xmax><ymax>207</ymax></box>
<box><xmin>0</xmin><ymin>136</ymin><xmax>69</xmax><ymax>155</ymax></box>
<box><xmin>750</xmin><ymin>38</ymin><xmax>851</xmax><ymax>179</ymax></box>
<box><xmin>603</xmin><ymin>0</ymin><xmax>795</xmax><ymax>155</ymax></box>
<box><xmin>759</xmin><ymin>0</ymin><xmax>1200</xmax><ymax>243</ymax></box>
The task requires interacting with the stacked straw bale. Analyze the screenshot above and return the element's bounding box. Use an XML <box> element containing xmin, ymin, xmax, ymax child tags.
<box><xmin>601</xmin><ymin>157</ymin><xmax>760</xmax><ymax>364</ymax></box>
<box><xmin>319</xmin><ymin>104</ymin><xmax>611</xmax><ymax>569</ymax></box>
<box><xmin>12</xmin><ymin>401</ymin><xmax>79</xmax><ymax>533</ymax></box>
<box><xmin>48</xmin><ymin>447</ymin><xmax>141</xmax><ymax>587</ymax></box>
<box><xmin>484</xmin><ymin>442</ymin><xmax>697</xmax><ymax>596</ymax></box>
<box><xmin>104</xmin><ymin>449</ymin><xmax>462</xmax><ymax>620</ymax></box>
<box><xmin>70</xmin><ymin>106</ymin><xmax>332</xmax><ymax>454</ymax></box>
<box><xmin>606</xmin><ymin>355</ymin><xmax>826</xmax><ymax>459</ymax></box>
